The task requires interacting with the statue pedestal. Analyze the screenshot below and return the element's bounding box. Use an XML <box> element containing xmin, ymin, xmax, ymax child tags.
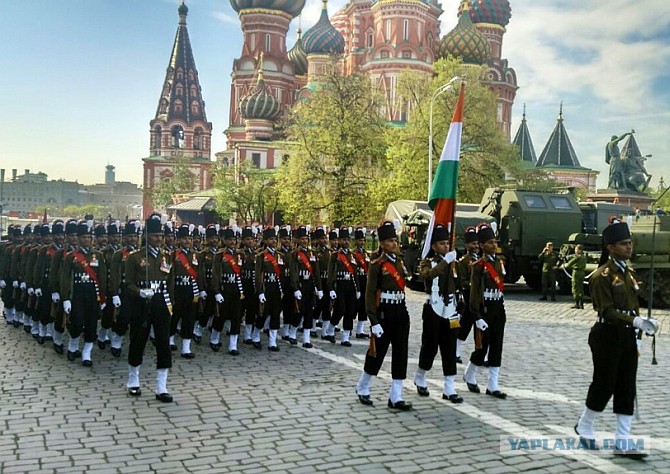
<box><xmin>588</xmin><ymin>189</ymin><xmax>655</xmax><ymax>210</ymax></box>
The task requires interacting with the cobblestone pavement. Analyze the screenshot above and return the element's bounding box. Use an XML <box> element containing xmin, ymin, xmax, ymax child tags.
<box><xmin>1</xmin><ymin>287</ymin><xmax>669</xmax><ymax>473</ymax></box>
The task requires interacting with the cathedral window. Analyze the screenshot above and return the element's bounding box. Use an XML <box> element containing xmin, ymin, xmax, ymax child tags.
<box><xmin>381</xmin><ymin>51</ymin><xmax>389</xmax><ymax>59</ymax></box>
<box><xmin>176</xmin><ymin>84</ymin><xmax>183</xmax><ymax>96</ymax></box>
<box><xmin>367</xmin><ymin>33</ymin><xmax>373</xmax><ymax>48</ymax></box>
<box><xmin>250</xmin><ymin>33</ymin><xmax>256</xmax><ymax>51</ymax></box>
<box><xmin>159</xmin><ymin>99</ymin><xmax>168</xmax><ymax>114</ymax></box>
<box><xmin>177</xmin><ymin>68</ymin><xmax>183</xmax><ymax>79</ymax></box>
<box><xmin>171</xmin><ymin>126</ymin><xmax>184</xmax><ymax>149</ymax></box>
<box><xmin>265</xmin><ymin>34</ymin><xmax>271</xmax><ymax>52</ymax></box>
<box><xmin>190</xmin><ymin>85</ymin><xmax>198</xmax><ymax>98</ymax></box>
<box><xmin>402</xmin><ymin>50</ymin><xmax>412</xmax><ymax>59</ymax></box>
<box><xmin>193</xmin><ymin>128</ymin><xmax>203</xmax><ymax>150</ymax></box>
<box><xmin>189</xmin><ymin>70</ymin><xmax>195</xmax><ymax>81</ymax></box>
<box><xmin>403</xmin><ymin>20</ymin><xmax>409</xmax><ymax>42</ymax></box>
<box><xmin>385</xmin><ymin>20</ymin><xmax>391</xmax><ymax>42</ymax></box>
<box><xmin>174</xmin><ymin>100</ymin><xmax>183</xmax><ymax>113</ymax></box>
<box><xmin>252</xmin><ymin>153</ymin><xmax>261</xmax><ymax>169</ymax></box>
<box><xmin>191</xmin><ymin>101</ymin><xmax>199</xmax><ymax>115</ymax></box>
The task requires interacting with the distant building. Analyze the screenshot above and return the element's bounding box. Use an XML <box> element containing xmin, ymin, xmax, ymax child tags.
<box><xmin>0</xmin><ymin>169</ymin><xmax>80</xmax><ymax>215</ymax></box>
<box><xmin>80</xmin><ymin>166</ymin><xmax>142</xmax><ymax>220</ymax></box>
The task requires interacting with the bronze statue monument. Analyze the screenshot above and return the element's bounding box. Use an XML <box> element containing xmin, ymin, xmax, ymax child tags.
<box><xmin>605</xmin><ymin>130</ymin><xmax>652</xmax><ymax>193</ymax></box>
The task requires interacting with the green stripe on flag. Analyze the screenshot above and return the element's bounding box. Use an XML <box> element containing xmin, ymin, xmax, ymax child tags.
<box><xmin>428</xmin><ymin>159</ymin><xmax>459</xmax><ymax>208</ymax></box>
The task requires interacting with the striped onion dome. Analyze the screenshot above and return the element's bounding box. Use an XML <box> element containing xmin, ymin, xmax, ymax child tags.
<box><xmin>458</xmin><ymin>0</ymin><xmax>511</xmax><ymax>27</ymax></box>
<box><xmin>229</xmin><ymin>0</ymin><xmax>306</xmax><ymax>18</ymax></box>
<box><xmin>438</xmin><ymin>2</ymin><xmax>490</xmax><ymax>65</ymax></box>
<box><xmin>239</xmin><ymin>63</ymin><xmax>281</xmax><ymax>121</ymax></box>
<box><xmin>288</xmin><ymin>29</ymin><xmax>308</xmax><ymax>75</ymax></box>
<box><xmin>303</xmin><ymin>0</ymin><xmax>345</xmax><ymax>56</ymax></box>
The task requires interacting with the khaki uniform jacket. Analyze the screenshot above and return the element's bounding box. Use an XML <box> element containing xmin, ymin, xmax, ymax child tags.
<box><xmin>60</xmin><ymin>247</ymin><xmax>107</xmax><ymax>302</ymax></box>
<box><xmin>469</xmin><ymin>255</ymin><xmax>506</xmax><ymax>320</ymax></box>
<box><xmin>419</xmin><ymin>255</ymin><xmax>457</xmax><ymax>296</ymax></box>
<box><xmin>255</xmin><ymin>249</ymin><xmax>285</xmax><ymax>295</ymax></box>
<box><xmin>589</xmin><ymin>258</ymin><xmax>640</xmax><ymax>324</ymax></box>
<box><xmin>289</xmin><ymin>247</ymin><xmax>322</xmax><ymax>293</ymax></box>
<box><xmin>124</xmin><ymin>246</ymin><xmax>173</xmax><ymax>298</ymax></box>
<box><xmin>365</xmin><ymin>253</ymin><xmax>407</xmax><ymax>326</ymax></box>
<box><xmin>538</xmin><ymin>251</ymin><xmax>559</xmax><ymax>273</ymax></box>
<box><xmin>327</xmin><ymin>248</ymin><xmax>360</xmax><ymax>292</ymax></box>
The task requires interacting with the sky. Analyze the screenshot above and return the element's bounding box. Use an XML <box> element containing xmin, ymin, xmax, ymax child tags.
<box><xmin>2</xmin><ymin>0</ymin><xmax>669</xmax><ymax>190</ymax></box>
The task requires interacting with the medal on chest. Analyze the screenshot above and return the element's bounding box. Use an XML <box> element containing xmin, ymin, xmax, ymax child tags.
<box><xmin>160</xmin><ymin>256</ymin><xmax>171</xmax><ymax>273</ymax></box>
<box><xmin>192</xmin><ymin>254</ymin><xmax>198</xmax><ymax>266</ymax></box>
<box><xmin>90</xmin><ymin>254</ymin><xmax>99</xmax><ymax>267</ymax></box>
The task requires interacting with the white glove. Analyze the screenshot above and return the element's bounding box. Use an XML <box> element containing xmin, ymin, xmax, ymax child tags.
<box><xmin>475</xmin><ymin>319</ymin><xmax>488</xmax><ymax>331</ymax></box>
<box><xmin>443</xmin><ymin>250</ymin><xmax>458</xmax><ymax>264</ymax></box>
<box><xmin>35</xmin><ymin>288</ymin><xmax>42</xmax><ymax>297</ymax></box>
<box><xmin>316</xmin><ymin>290</ymin><xmax>324</xmax><ymax>300</ymax></box>
<box><xmin>634</xmin><ymin>316</ymin><xmax>659</xmax><ymax>336</ymax></box>
<box><xmin>27</xmin><ymin>287</ymin><xmax>34</xmax><ymax>296</ymax></box>
<box><xmin>13</xmin><ymin>280</ymin><xmax>19</xmax><ymax>288</ymax></box>
<box><xmin>330</xmin><ymin>290</ymin><xmax>337</xmax><ymax>300</ymax></box>
<box><xmin>356</xmin><ymin>291</ymin><xmax>361</xmax><ymax>300</ymax></box>
<box><xmin>371</xmin><ymin>324</ymin><xmax>384</xmax><ymax>338</ymax></box>
<box><xmin>112</xmin><ymin>295</ymin><xmax>121</xmax><ymax>308</ymax></box>
<box><xmin>100</xmin><ymin>303</ymin><xmax>106</xmax><ymax>311</ymax></box>
<box><xmin>258</xmin><ymin>293</ymin><xmax>267</xmax><ymax>304</ymax></box>
<box><xmin>215</xmin><ymin>293</ymin><xmax>224</xmax><ymax>303</ymax></box>
<box><xmin>0</xmin><ymin>280</ymin><xmax>5</xmax><ymax>288</ymax></box>
<box><xmin>52</xmin><ymin>292</ymin><xmax>60</xmax><ymax>303</ymax></box>
<box><xmin>63</xmin><ymin>300</ymin><xmax>72</xmax><ymax>314</ymax></box>
<box><xmin>20</xmin><ymin>282</ymin><xmax>26</xmax><ymax>290</ymax></box>
<box><xmin>199</xmin><ymin>290</ymin><xmax>207</xmax><ymax>299</ymax></box>
<box><xmin>294</xmin><ymin>290</ymin><xmax>302</xmax><ymax>300</ymax></box>
<box><xmin>139</xmin><ymin>288</ymin><xmax>155</xmax><ymax>299</ymax></box>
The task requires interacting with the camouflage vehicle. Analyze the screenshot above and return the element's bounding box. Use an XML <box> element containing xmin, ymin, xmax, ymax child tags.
<box><xmin>560</xmin><ymin>214</ymin><xmax>670</xmax><ymax>308</ymax></box>
<box><xmin>477</xmin><ymin>186</ymin><xmax>583</xmax><ymax>289</ymax></box>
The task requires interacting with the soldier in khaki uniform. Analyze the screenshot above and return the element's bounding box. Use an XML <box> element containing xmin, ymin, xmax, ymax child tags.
<box><xmin>455</xmin><ymin>226</ymin><xmax>479</xmax><ymax>363</ymax></box>
<box><xmin>125</xmin><ymin>214</ymin><xmax>174</xmax><ymax>402</ymax></box>
<box><xmin>352</xmin><ymin>228</ymin><xmax>371</xmax><ymax>339</ymax></box>
<box><xmin>355</xmin><ymin>221</ymin><xmax>412</xmax><ymax>410</ymax></box>
<box><xmin>575</xmin><ymin>220</ymin><xmax>658</xmax><ymax>459</ymax></box>
<box><xmin>0</xmin><ymin>226</ymin><xmax>20</xmax><ymax>326</ymax></box>
<box><xmin>49</xmin><ymin>219</ymin><xmax>78</xmax><ymax>354</ymax></box>
<box><xmin>212</xmin><ymin>228</ymin><xmax>244</xmax><ymax>355</ymax></box>
<box><xmin>33</xmin><ymin>221</ymin><xmax>64</xmax><ymax>344</ymax></box>
<box><xmin>327</xmin><ymin>228</ymin><xmax>360</xmax><ymax>346</ymax></box>
<box><xmin>195</xmin><ymin>224</ymin><xmax>220</xmax><ymax>346</ymax></box>
<box><xmin>61</xmin><ymin>221</ymin><xmax>107</xmax><ymax>366</ymax></box>
<box><xmin>538</xmin><ymin>242</ymin><xmax>559</xmax><ymax>301</ymax></box>
<box><xmin>240</xmin><ymin>226</ymin><xmax>259</xmax><ymax>344</ymax></box>
<box><xmin>562</xmin><ymin>244</ymin><xmax>587</xmax><ymax>309</ymax></box>
<box><xmin>170</xmin><ymin>224</ymin><xmax>199</xmax><ymax>359</ymax></box>
<box><xmin>253</xmin><ymin>227</ymin><xmax>284</xmax><ymax>351</ymax></box>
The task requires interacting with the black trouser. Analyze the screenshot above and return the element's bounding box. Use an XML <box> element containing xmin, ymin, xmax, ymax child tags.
<box><xmin>15</xmin><ymin>288</ymin><xmax>25</xmax><ymax>312</ymax></box>
<box><xmin>282</xmin><ymin>278</ymin><xmax>294</xmax><ymax>326</ymax></box>
<box><xmin>37</xmin><ymin>290</ymin><xmax>54</xmax><ymax>326</ymax></box>
<box><xmin>293</xmin><ymin>280</ymin><xmax>316</xmax><ymax>329</ymax></box>
<box><xmin>255</xmin><ymin>283</ymin><xmax>281</xmax><ymax>330</ymax></box>
<box><xmin>197</xmin><ymin>283</ymin><xmax>217</xmax><ymax>329</ymax></box>
<box><xmin>356</xmin><ymin>275</ymin><xmax>367</xmax><ymax>323</ymax></box>
<box><xmin>53</xmin><ymin>303</ymin><xmax>65</xmax><ymax>334</ymax></box>
<box><xmin>457</xmin><ymin>289</ymin><xmax>473</xmax><ymax>341</ymax></box>
<box><xmin>330</xmin><ymin>280</ymin><xmax>356</xmax><ymax>331</ymax></box>
<box><xmin>99</xmin><ymin>299</ymin><xmax>114</xmax><ymax>332</ymax></box>
<box><xmin>418</xmin><ymin>304</ymin><xmax>458</xmax><ymax>376</ymax></box>
<box><xmin>25</xmin><ymin>293</ymin><xmax>36</xmax><ymax>318</ymax></box>
<box><xmin>213</xmin><ymin>285</ymin><xmax>242</xmax><ymax>335</ymax></box>
<box><xmin>171</xmin><ymin>285</ymin><xmax>196</xmax><ymax>339</ymax></box>
<box><xmin>241</xmin><ymin>278</ymin><xmax>257</xmax><ymax>326</ymax></box>
<box><xmin>469</xmin><ymin>300</ymin><xmax>505</xmax><ymax>367</ymax></box>
<box><xmin>363</xmin><ymin>302</ymin><xmax>410</xmax><ymax>379</ymax></box>
<box><xmin>586</xmin><ymin>322</ymin><xmax>637</xmax><ymax>415</ymax></box>
<box><xmin>316</xmin><ymin>277</ymin><xmax>331</xmax><ymax>323</ymax></box>
<box><xmin>1</xmin><ymin>284</ymin><xmax>15</xmax><ymax>310</ymax></box>
<box><xmin>68</xmin><ymin>283</ymin><xmax>100</xmax><ymax>342</ymax></box>
<box><xmin>111</xmin><ymin>288</ymin><xmax>131</xmax><ymax>337</ymax></box>
<box><xmin>128</xmin><ymin>293</ymin><xmax>172</xmax><ymax>369</ymax></box>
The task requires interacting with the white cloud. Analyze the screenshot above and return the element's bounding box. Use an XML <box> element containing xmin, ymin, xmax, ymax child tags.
<box><xmin>212</xmin><ymin>11</ymin><xmax>239</xmax><ymax>26</ymax></box>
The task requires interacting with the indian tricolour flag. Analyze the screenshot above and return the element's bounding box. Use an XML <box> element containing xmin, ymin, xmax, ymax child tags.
<box><xmin>421</xmin><ymin>82</ymin><xmax>465</xmax><ymax>258</ymax></box>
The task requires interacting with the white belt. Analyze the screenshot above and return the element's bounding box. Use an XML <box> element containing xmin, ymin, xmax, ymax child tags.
<box><xmin>299</xmin><ymin>270</ymin><xmax>312</xmax><ymax>280</ymax></box>
<box><xmin>380</xmin><ymin>291</ymin><xmax>405</xmax><ymax>304</ymax></box>
<box><xmin>483</xmin><ymin>289</ymin><xmax>503</xmax><ymax>301</ymax></box>
<box><xmin>337</xmin><ymin>272</ymin><xmax>352</xmax><ymax>280</ymax></box>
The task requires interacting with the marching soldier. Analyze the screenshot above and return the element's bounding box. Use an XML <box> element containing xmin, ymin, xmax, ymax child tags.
<box><xmin>355</xmin><ymin>221</ymin><xmax>411</xmax><ymax>410</ymax></box>
<box><xmin>194</xmin><ymin>224</ymin><xmax>220</xmax><ymax>345</ymax></box>
<box><xmin>93</xmin><ymin>224</ymin><xmax>113</xmax><ymax>349</ymax></box>
<box><xmin>60</xmin><ymin>221</ymin><xmax>107</xmax><ymax>367</ymax></box>
<box><xmin>253</xmin><ymin>227</ymin><xmax>284</xmax><ymax>351</ymax></box>
<box><xmin>455</xmin><ymin>226</ymin><xmax>480</xmax><ymax>363</ymax></box>
<box><xmin>163</xmin><ymin>222</ymin><xmax>175</xmax><ymax>253</ymax></box>
<box><xmin>574</xmin><ymin>220</ymin><xmax>658</xmax><ymax>459</ymax></box>
<box><xmin>170</xmin><ymin>223</ymin><xmax>199</xmax><ymax>359</ymax></box>
<box><xmin>327</xmin><ymin>227</ymin><xmax>360</xmax><ymax>346</ymax></box>
<box><xmin>413</xmin><ymin>224</ymin><xmax>463</xmax><ymax>403</ymax></box>
<box><xmin>24</xmin><ymin>225</ymin><xmax>43</xmax><ymax>338</ymax></box>
<box><xmin>49</xmin><ymin>219</ymin><xmax>78</xmax><ymax>354</ymax></box>
<box><xmin>33</xmin><ymin>222</ymin><xmax>61</xmax><ymax>344</ymax></box>
<box><xmin>125</xmin><ymin>214</ymin><xmax>174</xmax><ymax>402</ymax></box>
<box><xmin>0</xmin><ymin>226</ymin><xmax>19</xmax><ymax>326</ymax></box>
<box><xmin>288</xmin><ymin>226</ymin><xmax>323</xmax><ymax>348</ymax></box>
<box><xmin>212</xmin><ymin>227</ymin><xmax>244</xmax><ymax>355</ymax></box>
<box><xmin>108</xmin><ymin>220</ymin><xmax>141</xmax><ymax>358</ymax></box>
<box><xmin>240</xmin><ymin>226</ymin><xmax>259</xmax><ymax>344</ymax></box>
<box><xmin>352</xmin><ymin>228</ymin><xmax>370</xmax><ymax>339</ymax></box>
<box><xmin>313</xmin><ymin>227</ymin><xmax>331</xmax><ymax>337</ymax></box>
<box><xmin>9</xmin><ymin>225</ymin><xmax>31</xmax><ymax>331</ymax></box>
<box><xmin>463</xmin><ymin>223</ymin><xmax>508</xmax><ymax>399</ymax></box>
<box><xmin>278</xmin><ymin>226</ymin><xmax>294</xmax><ymax>341</ymax></box>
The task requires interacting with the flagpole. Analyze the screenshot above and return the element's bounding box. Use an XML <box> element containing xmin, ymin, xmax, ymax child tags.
<box><xmin>428</xmin><ymin>77</ymin><xmax>461</xmax><ymax>200</ymax></box>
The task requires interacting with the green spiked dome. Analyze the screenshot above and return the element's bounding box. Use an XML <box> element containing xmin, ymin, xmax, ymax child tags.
<box><xmin>239</xmin><ymin>61</ymin><xmax>281</xmax><ymax>121</ymax></box>
<box><xmin>303</xmin><ymin>0</ymin><xmax>345</xmax><ymax>56</ymax></box>
<box><xmin>229</xmin><ymin>0</ymin><xmax>306</xmax><ymax>18</ymax></box>
<box><xmin>438</xmin><ymin>2</ymin><xmax>490</xmax><ymax>65</ymax></box>
<box><xmin>288</xmin><ymin>29</ymin><xmax>308</xmax><ymax>76</ymax></box>
<box><xmin>178</xmin><ymin>1</ymin><xmax>188</xmax><ymax>16</ymax></box>
<box><xmin>458</xmin><ymin>0</ymin><xmax>511</xmax><ymax>27</ymax></box>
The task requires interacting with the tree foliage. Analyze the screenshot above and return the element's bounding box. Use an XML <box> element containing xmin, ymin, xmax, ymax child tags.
<box><xmin>277</xmin><ymin>70</ymin><xmax>388</xmax><ymax>224</ymax></box>
<box><xmin>213</xmin><ymin>161</ymin><xmax>279</xmax><ymax>225</ymax></box>
<box><xmin>368</xmin><ymin>57</ymin><xmax>519</xmax><ymax>211</ymax></box>
<box><xmin>151</xmin><ymin>155</ymin><xmax>196</xmax><ymax>209</ymax></box>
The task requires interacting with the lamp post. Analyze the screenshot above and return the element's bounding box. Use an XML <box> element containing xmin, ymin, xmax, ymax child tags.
<box><xmin>428</xmin><ymin>76</ymin><xmax>461</xmax><ymax>199</ymax></box>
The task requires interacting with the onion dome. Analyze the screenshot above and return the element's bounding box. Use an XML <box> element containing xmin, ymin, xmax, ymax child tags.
<box><xmin>303</xmin><ymin>0</ymin><xmax>345</xmax><ymax>56</ymax></box>
<box><xmin>288</xmin><ymin>29</ymin><xmax>308</xmax><ymax>75</ymax></box>
<box><xmin>178</xmin><ymin>1</ymin><xmax>188</xmax><ymax>16</ymax></box>
<box><xmin>239</xmin><ymin>55</ymin><xmax>281</xmax><ymax>121</ymax></box>
<box><xmin>458</xmin><ymin>0</ymin><xmax>511</xmax><ymax>28</ymax></box>
<box><xmin>229</xmin><ymin>0</ymin><xmax>306</xmax><ymax>19</ymax></box>
<box><xmin>437</xmin><ymin>2</ymin><xmax>490</xmax><ymax>65</ymax></box>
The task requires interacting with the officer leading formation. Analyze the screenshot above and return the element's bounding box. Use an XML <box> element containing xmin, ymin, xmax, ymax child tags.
<box><xmin>0</xmin><ymin>214</ymin><xmax>661</xmax><ymax>458</ymax></box>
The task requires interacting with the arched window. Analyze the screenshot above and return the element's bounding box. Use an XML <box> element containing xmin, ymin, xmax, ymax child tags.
<box><xmin>171</xmin><ymin>125</ymin><xmax>184</xmax><ymax>148</ymax></box>
<box><xmin>176</xmin><ymin>67</ymin><xmax>183</xmax><ymax>79</ymax></box>
<box><xmin>385</xmin><ymin>20</ymin><xmax>391</xmax><ymax>42</ymax></box>
<box><xmin>152</xmin><ymin>125</ymin><xmax>162</xmax><ymax>148</ymax></box>
<box><xmin>403</xmin><ymin>20</ymin><xmax>409</xmax><ymax>41</ymax></box>
<box><xmin>191</xmin><ymin>101</ymin><xmax>199</xmax><ymax>115</ymax></box>
<box><xmin>189</xmin><ymin>70</ymin><xmax>195</xmax><ymax>81</ymax></box>
<box><xmin>193</xmin><ymin>127</ymin><xmax>203</xmax><ymax>150</ymax></box>
<box><xmin>190</xmin><ymin>84</ymin><xmax>198</xmax><ymax>98</ymax></box>
<box><xmin>265</xmin><ymin>34</ymin><xmax>271</xmax><ymax>52</ymax></box>
<box><xmin>176</xmin><ymin>83</ymin><xmax>183</xmax><ymax>96</ymax></box>
<box><xmin>174</xmin><ymin>100</ymin><xmax>183</xmax><ymax>113</ymax></box>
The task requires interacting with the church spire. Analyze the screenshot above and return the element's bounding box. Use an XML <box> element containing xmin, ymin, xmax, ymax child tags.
<box><xmin>512</xmin><ymin>104</ymin><xmax>537</xmax><ymax>164</ymax></box>
<box><xmin>536</xmin><ymin>103</ymin><xmax>581</xmax><ymax>168</ymax></box>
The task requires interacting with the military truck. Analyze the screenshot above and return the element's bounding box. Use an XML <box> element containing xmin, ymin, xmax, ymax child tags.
<box><xmin>477</xmin><ymin>187</ymin><xmax>584</xmax><ymax>289</ymax></box>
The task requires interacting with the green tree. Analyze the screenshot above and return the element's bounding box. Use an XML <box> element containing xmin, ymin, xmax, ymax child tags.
<box><xmin>368</xmin><ymin>57</ymin><xmax>519</xmax><ymax>212</ymax></box>
<box><xmin>213</xmin><ymin>161</ymin><xmax>279</xmax><ymax>225</ymax></box>
<box><xmin>151</xmin><ymin>155</ymin><xmax>196</xmax><ymax>209</ymax></box>
<box><xmin>277</xmin><ymin>70</ymin><xmax>388</xmax><ymax>224</ymax></box>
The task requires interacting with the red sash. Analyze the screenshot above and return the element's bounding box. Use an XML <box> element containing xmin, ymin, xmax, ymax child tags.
<box><xmin>46</xmin><ymin>246</ymin><xmax>57</xmax><ymax>258</ymax></box>
<box><xmin>297</xmin><ymin>251</ymin><xmax>313</xmax><ymax>274</ymax></box>
<box><xmin>223</xmin><ymin>252</ymin><xmax>241</xmax><ymax>276</ymax></box>
<box><xmin>337</xmin><ymin>252</ymin><xmax>356</xmax><ymax>275</ymax></box>
<box><xmin>175</xmin><ymin>250</ymin><xmax>199</xmax><ymax>281</ymax></box>
<box><xmin>264</xmin><ymin>252</ymin><xmax>282</xmax><ymax>280</ymax></box>
<box><xmin>479</xmin><ymin>259</ymin><xmax>505</xmax><ymax>292</ymax></box>
<box><xmin>353</xmin><ymin>251</ymin><xmax>369</xmax><ymax>273</ymax></box>
<box><xmin>72</xmin><ymin>251</ymin><xmax>106</xmax><ymax>305</ymax></box>
<box><xmin>381</xmin><ymin>261</ymin><xmax>406</xmax><ymax>291</ymax></box>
